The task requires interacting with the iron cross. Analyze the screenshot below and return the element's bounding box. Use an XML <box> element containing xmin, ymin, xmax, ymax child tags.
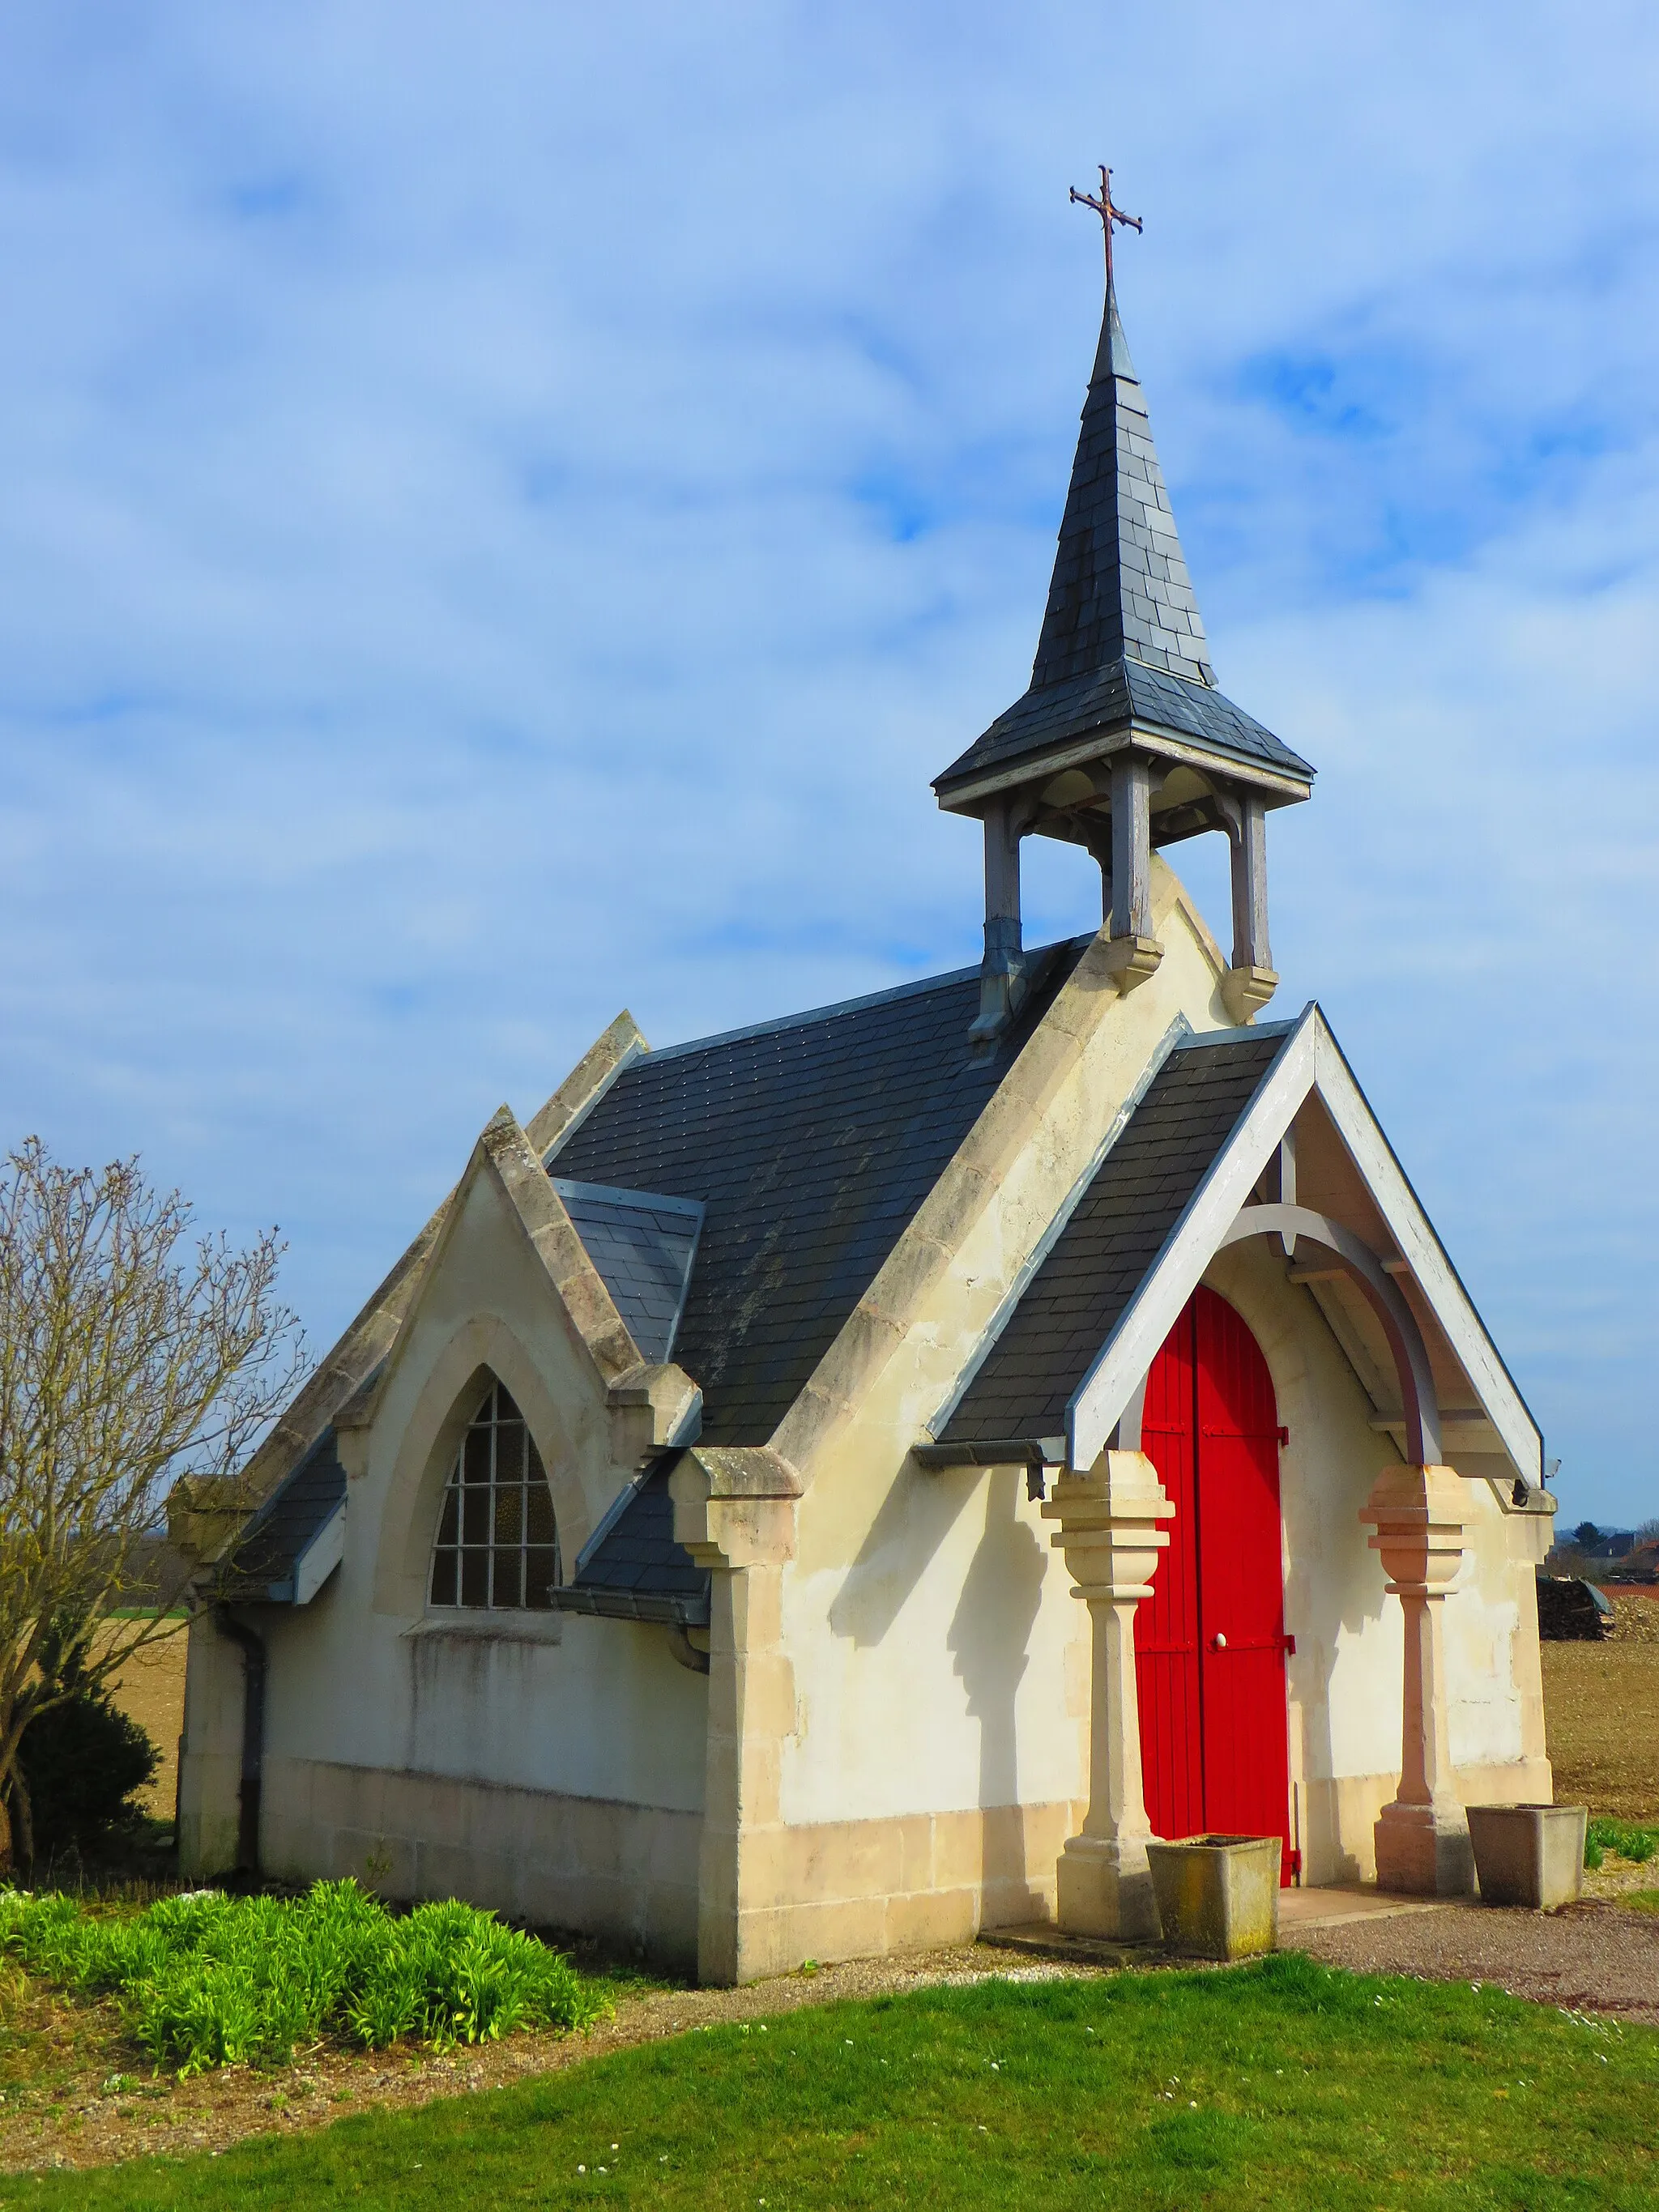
<box><xmin>1069</xmin><ymin>164</ymin><xmax>1142</xmax><ymax>284</ymax></box>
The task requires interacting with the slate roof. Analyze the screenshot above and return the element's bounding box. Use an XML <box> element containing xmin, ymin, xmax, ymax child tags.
<box><xmin>552</xmin><ymin>1178</ymin><xmax>704</xmax><ymax>1365</ymax></box>
<box><xmin>552</xmin><ymin>1456</ymin><xmax>710</xmax><ymax>1626</ymax></box>
<box><xmin>940</xmin><ymin>658</ymin><xmax>1312</xmax><ymax>800</ymax></box>
<box><xmin>229</xmin><ymin>966</ymin><xmax>1294</xmax><ymax>1620</ymax></box>
<box><xmin>933</xmin><ymin>279</ymin><xmax>1314</xmax><ymax>801</ymax></box>
<box><xmin>548</xmin><ymin>936</ymin><xmax>1093</xmax><ymax>1445</ymax></box>
<box><xmin>940</xmin><ymin>1025</ymin><xmax>1292</xmax><ymax>1446</ymax></box>
<box><xmin>217</xmin><ymin>1425</ymin><xmax>347</xmax><ymax>1600</ymax></box>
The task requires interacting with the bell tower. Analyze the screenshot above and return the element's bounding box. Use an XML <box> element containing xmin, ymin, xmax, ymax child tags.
<box><xmin>934</xmin><ymin>170</ymin><xmax>1315</xmax><ymax>1040</ymax></box>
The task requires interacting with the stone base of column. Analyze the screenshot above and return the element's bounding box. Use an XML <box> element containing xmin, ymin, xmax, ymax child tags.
<box><xmin>1374</xmin><ymin>1801</ymin><xmax>1473</xmax><ymax>1897</ymax></box>
<box><xmin>1056</xmin><ymin>1833</ymin><xmax>1160</xmax><ymax>1941</ymax></box>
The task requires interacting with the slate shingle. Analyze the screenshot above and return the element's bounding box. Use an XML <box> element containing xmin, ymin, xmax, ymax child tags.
<box><xmin>940</xmin><ymin>1028</ymin><xmax>1290</xmax><ymax>1445</ymax></box>
<box><xmin>937</xmin><ymin>654</ymin><xmax>1313</xmax><ymax>809</ymax></box>
<box><xmin>557</xmin><ymin>1455</ymin><xmax>710</xmax><ymax>1625</ymax></box>
<box><xmin>219</xmin><ymin>1426</ymin><xmax>346</xmax><ymax>1599</ymax></box>
<box><xmin>549</xmin><ymin>937</ymin><xmax>1092</xmax><ymax>1445</ymax></box>
<box><xmin>552</xmin><ymin>1181</ymin><xmax>703</xmax><ymax>1365</ymax></box>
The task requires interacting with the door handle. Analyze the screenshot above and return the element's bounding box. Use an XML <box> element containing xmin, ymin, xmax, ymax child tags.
<box><xmin>1211</xmin><ymin>1631</ymin><xmax>1227</xmax><ymax>1651</ymax></box>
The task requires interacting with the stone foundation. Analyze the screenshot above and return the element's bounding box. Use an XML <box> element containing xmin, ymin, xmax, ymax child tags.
<box><xmin>189</xmin><ymin>1749</ymin><xmax>1558</xmax><ymax>1984</ymax></box>
<box><xmin>1299</xmin><ymin>1758</ymin><xmax>1552</xmax><ymax>1886</ymax></box>
<box><xmin>259</xmin><ymin>1758</ymin><xmax>703</xmax><ymax>1970</ymax></box>
<box><xmin>702</xmin><ymin>1798</ymin><xmax>1087</xmax><ymax>1980</ymax></box>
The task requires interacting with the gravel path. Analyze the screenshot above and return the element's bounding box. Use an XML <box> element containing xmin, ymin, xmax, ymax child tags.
<box><xmin>1282</xmin><ymin>1899</ymin><xmax>1659</xmax><ymax>2026</ymax></box>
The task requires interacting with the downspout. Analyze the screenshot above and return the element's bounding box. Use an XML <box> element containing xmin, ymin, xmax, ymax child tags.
<box><xmin>666</xmin><ymin>1622</ymin><xmax>710</xmax><ymax>1675</ymax></box>
<box><xmin>215</xmin><ymin>1610</ymin><xmax>267</xmax><ymax>1877</ymax></box>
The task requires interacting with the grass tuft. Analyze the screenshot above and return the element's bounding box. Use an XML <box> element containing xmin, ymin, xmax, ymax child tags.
<box><xmin>1584</xmin><ymin>1817</ymin><xmax>1658</xmax><ymax>1869</ymax></box>
<box><xmin>0</xmin><ymin>1880</ymin><xmax>605</xmax><ymax>2075</ymax></box>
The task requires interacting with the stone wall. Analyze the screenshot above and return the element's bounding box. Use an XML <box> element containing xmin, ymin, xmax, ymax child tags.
<box><xmin>261</xmin><ymin>1757</ymin><xmax>701</xmax><ymax>1969</ymax></box>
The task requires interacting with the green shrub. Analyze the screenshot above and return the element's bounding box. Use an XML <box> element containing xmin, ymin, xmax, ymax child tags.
<box><xmin>15</xmin><ymin>1688</ymin><xmax>160</xmax><ymax>1861</ymax></box>
<box><xmin>7</xmin><ymin>1617</ymin><xmax>162</xmax><ymax>1864</ymax></box>
<box><xmin>0</xmin><ymin>1880</ymin><xmax>605</xmax><ymax>2075</ymax></box>
<box><xmin>1584</xmin><ymin>1816</ymin><xmax>1658</xmax><ymax>1869</ymax></box>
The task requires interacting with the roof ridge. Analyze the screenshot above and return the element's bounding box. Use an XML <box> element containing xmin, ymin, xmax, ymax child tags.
<box><xmin>550</xmin><ymin>1175</ymin><xmax>706</xmax><ymax>1219</ymax></box>
<box><xmin>1176</xmin><ymin>1012</ymin><xmax>1303</xmax><ymax>1050</ymax></box>
<box><xmin>643</xmin><ymin>936</ymin><xmax>1095</xmax><ymax>1065</ymax></box>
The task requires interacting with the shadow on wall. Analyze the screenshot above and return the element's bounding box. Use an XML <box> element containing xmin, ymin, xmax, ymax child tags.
<box><xmin>826</xmin><ymin>1456</ymin><xmax>984</xmax><ymax>1649</ymax></box>
<box><xmin>947</xmin><ymin>1470</ymin><xmax>1048</xmax><ymax>1813</ymax></box>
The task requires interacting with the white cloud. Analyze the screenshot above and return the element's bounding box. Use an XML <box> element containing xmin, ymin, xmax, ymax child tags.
<box><xmin>2</xmin><ymin>0</ymin><xmax>1657</xmax><ymax>1519</ymax></box>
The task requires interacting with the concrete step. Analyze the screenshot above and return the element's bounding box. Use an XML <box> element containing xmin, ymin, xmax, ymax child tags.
<box><xmin>982</xmin><ymin>1885</ymin><xmax>1452</xmax><ymax>1965</ymax></box>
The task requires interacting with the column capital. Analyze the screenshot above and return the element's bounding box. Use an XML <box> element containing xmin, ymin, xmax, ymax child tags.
<box><xmin>1359</xmin><ymin>1462</ymin><xmax>1465</xmax><ymax>1594</ymax></box>
<box><xmin>1042</xmin><ymin>1448</ymin><xmax>1173</xmax><ymax>1603</ymax></box>
<box><xmin>1044</xmin><ymin>1448</ymin><xmax>1172</xmax><ymax>1941</ymax></box>
<box><xmin>671</xmin><ymin>1446</ymin><xmax>802</xmax><ymax>1571</ymax></box>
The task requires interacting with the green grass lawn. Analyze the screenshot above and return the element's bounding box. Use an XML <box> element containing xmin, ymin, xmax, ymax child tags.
<box><xmin>7</xmin><ymin>1954</ymin><xmax>1656</xmax><ymax>2212</ymax></box>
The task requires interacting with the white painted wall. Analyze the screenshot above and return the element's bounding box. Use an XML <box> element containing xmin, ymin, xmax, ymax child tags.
<box><xmin>249</xmin><ymin>1154</ymin><xmax>709</xmax><ymax>1862</ymax></box>
<box><xmin>778</xmin><ymin>872</ymin><xmax>1230</xmax><ymax>1836</ymax></box>
<box><xmin>783</xmin><ymin>1463</ymin><xmax>1082</xmax><ymax>1829</ymax></box>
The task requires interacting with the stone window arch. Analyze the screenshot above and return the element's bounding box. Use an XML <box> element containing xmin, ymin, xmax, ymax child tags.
<box><xmin>428</xmin><ymin>1377</ymin><xmax>561</xmax><ymax>1609</ymax></box>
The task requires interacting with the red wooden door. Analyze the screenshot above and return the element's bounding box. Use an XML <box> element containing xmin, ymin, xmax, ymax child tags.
<box><xmin>1134</xmin><ymin>1287</ymin><xmax>1293</xmax><ymax>1880</ymax></box>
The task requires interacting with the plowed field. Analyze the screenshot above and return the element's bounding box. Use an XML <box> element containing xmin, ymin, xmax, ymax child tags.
<box><xmin>1540</xmin><ymin>1591</ymin><xmax>1659</xmax><ymax>1819</ymax></box>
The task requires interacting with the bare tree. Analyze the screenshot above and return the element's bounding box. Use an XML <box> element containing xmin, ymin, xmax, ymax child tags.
<box><xmin>0</xmin><ymin>1138</ymin><xmax>306</xmax><ymax>1868</ymax></box>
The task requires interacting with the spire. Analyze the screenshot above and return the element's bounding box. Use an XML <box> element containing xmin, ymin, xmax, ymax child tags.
<box><xmin>1031</xmin><ymin>271</ymin><xmax>1216</xmax><ymax>693</ymax></box>
<box><xmin>935</xmin><ymin>171</ymin><xmax>1315</xmax><ymax>1045</ymax></box>
<box><xmin>933</xmin><ymin>184</ymin><xmax>1312</xmax><ymax>808</ymax></box>
<box><xmin>1036</xmin><ymin>165</ymin><xmax>1213</xmax><ymax>688</ymax></box>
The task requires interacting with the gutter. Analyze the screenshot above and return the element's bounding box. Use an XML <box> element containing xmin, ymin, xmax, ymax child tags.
<box><xmin>547</xmin><ymin>1583</ymin><xmax>710</xmax><ymax>1629</ymax></box>
<box><xmin>912</xmin><ymin>1438</ymin><xmax>1064</xmax><ymax>1471</ymax></box>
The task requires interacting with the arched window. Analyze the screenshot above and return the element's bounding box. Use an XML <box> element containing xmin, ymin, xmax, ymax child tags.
<box><xmin>429</xmin><ymin>1380</ymin><xmax>560</xmax><ymax>1609</ymax></box>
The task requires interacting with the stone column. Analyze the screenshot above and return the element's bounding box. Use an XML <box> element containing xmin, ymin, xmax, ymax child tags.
<box><xmin>1102</xmin><ymin>755</ymin><xmax>1163</xmax><ymax>994</ymax></box>
<box><xmin>970</xmin><ymin>795</ymin><xmax>1029</xmax><ymax>1043</ymax></box>
<box><xmin>1041</xmin><ymin>1449</ymin><xmax>1173</xmax><ymax>1939</ymax></box>
<box><xmin>1216</xmin><ymin>787</ymin><xmax>1279</xmax><ymax>1024</ymax></box>
<box><xmin>670</xmin><ymin>1445</ymin><xmax>803</xmax><ymax>1985</ymax></box>
<box><xmin>1361</xmin><ymin>1464</ymin><xmax>1473</xmax><ymax>1896</ymax></box>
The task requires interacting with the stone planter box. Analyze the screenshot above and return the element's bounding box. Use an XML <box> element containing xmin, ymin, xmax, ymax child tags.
<box><xmin>1145</xmin><ymin>1835</ymin><xmax>1281</xmax><ymax>1960</ymax></box>
<box><xmin>1467</xmin><ymin>1804</ymin><xmax>1587</xmax><ymax>1910</ymax></box>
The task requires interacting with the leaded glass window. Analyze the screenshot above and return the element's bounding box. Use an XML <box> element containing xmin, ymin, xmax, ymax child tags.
<box><xmin>429</xmin><ymin>1381</ymin><xmax>559</xmax><ymax>1609</ymax></box>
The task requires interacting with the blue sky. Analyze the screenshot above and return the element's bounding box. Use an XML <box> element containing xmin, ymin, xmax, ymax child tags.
<box><xmin>2</xmin><ymin>2</ymin><xmax>1657</xmax><ymax>1525</ymax></box>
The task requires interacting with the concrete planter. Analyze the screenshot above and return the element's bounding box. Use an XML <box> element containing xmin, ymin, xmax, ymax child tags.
<box><xmin>1145</xmin><ymin>1835</ymin><xmax>1281</xmax><ymax>1960</ymax></box>
<box><xmin>1467</xmin><ymin>1804</ymin><xmax>1587</xmax><ymax>1910</ymax></box>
